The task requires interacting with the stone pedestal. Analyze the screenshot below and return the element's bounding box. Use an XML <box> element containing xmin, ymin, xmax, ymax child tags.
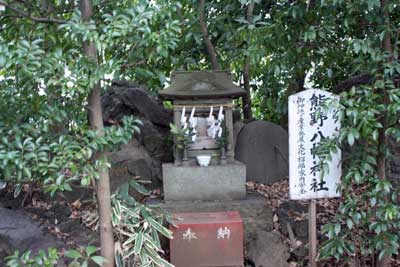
<box><xmin>162</xmin><ymin>161</ymin><xmax>246</xmax><ymax>201</ymax></box>
<box><xmin>147</xmin><ymin>193</ymin><xmax>273</xmax><ymax>247</ymax></box>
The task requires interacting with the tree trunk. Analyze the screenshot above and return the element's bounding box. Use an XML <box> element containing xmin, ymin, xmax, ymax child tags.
<box><xmin>198</xmin><ymin>0</ymin><xmax>221</xmax><ymax>70</ymax></box>
<box><xmin>242</xmin><ymin>1</ymin><xmax>254</xmax><ymax>122</ymax></box>
<box><xmin>79</xmin><ymin>1</ymin><xmax>115</xmax><ymax>267</ymax></box>
<box><xmin>376</xmin><ymin>1</ymin><xmax>392</xmax><ymax>267</ymax></box>
<box><xmin>280</xmin><ymin>70</ymin><xmax>305</xmax><ymax>127</ymax></box>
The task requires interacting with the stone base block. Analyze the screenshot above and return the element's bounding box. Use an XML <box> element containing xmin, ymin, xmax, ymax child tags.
<box><xmin>147</xmin><ymin>193</ymin><xmax>273</xmax><ymax>246</ymax></box>
<box><xmin>162</xmin><ymin>161</ymin><xmax>246</xmax><ymax>201</ymax></box>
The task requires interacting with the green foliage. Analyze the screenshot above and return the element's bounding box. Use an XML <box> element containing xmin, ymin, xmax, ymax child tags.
<box><xmin>313</xmin><ymin>1</ymin><xmax>400</xmax><ymax>263</ymax></box>
<box><xmin>319</xmin><ymin>81</ymin><xmax>400</xmax><ymax>262</ymax></box>
<box><xmin>6</xmin><ymin>248</ymin><xmax>59</xmax><ymax>267</ymax></box>
<box><xmin>112</xmin><ymin>181</ymin><xmax>174</xmax><ymax>267</ymax></box>
<box><xmin>0</xmin><ymin>0</ymin><xmax>181</xmax><ymax>196</ymax></box>
<box><xmin>5</xmin><ymin>247</ymin><xmax>105</xmax><ymax>267</ymax></box>
<box><xmin>65</xmin><ymin>246</ymin><xmax>107</xmax><ymax>267</ymax></box>
<box><xmin>0</xmin><ymin>116</ymin><xmax>141</xmax><ymax>196</ymax></box>
<box><xmin>169</xmin><ymin>123</ymin><xmax>194</xmax><ymax>151</ymax></box>
<box><xmin>1</xmin><ymin>0</ymin><xmax>399</xmax><ymax>265</ymax></box>
<box><xmin>1</xmin><ymin>2</ymin><xmax>180</xmax><ymax>265</ymax></box>
<box><xmin>215</xmin><ymin>120</ymin><xmax>228</xmax><ymax>149</ymax></box>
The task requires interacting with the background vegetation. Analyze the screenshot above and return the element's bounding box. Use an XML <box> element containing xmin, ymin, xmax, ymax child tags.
<box><xmin>0</xmin><ymin>0</ymin><xmax>399</xmax><ymax>266</ymax></box>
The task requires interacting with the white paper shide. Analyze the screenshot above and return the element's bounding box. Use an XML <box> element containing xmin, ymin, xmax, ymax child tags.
<box><xmin>289</xmin><ymin>89</ymin><xmax>341</xmax><ymax>200</ymax></box>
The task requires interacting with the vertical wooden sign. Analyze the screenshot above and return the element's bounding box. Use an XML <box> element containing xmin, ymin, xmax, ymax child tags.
<box><xmin>288</xmin><ymin>89</ymin><xmax>341</xmax><ymax>267</ymax></box>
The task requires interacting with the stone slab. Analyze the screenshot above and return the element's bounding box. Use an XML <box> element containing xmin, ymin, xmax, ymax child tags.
<box><xmin>0</xmin><ymin>208</ymin><xmax>63</xmax><ymax>261</ymax></box>
<box><xmin>235</xmin><ymin>121</ymin><xmax>288</xmax><ymax>184</ymax></box>
<box><xmin>162</xmin><ymin>162</ymin><xmax>246</xmax><ymax>201</ymax></box>
<box><xmin>149</xmin><ymin>193</ymin><xmax>273</xmax><ymax>246</ymax></box>
<box><xmin>247</xmin><ymin>231</ymin><xmax>290</xmax><ymax>267</ymax></box>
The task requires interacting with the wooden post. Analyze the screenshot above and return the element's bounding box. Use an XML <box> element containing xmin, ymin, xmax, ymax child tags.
<box><xmin>309</xmin><ymin>199</ymin><xmax>317</xmax><ymax>267</ymax></box>
<box><xmin>224</xmin><ymin>107</ymin><xmax>234</xmax><ymax>161</ymax></box>
<box><xmin>173</xmin><ymin>108</ymin><xmax>182</xmax><ymax>165</ymax></box>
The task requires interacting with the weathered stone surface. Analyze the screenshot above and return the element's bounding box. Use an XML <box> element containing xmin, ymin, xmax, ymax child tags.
<box><xmin>162</xmin><ymin>162</ymin><xmax>246</xmax><ymax>201</ymax></box>
<box><xmin>235</xmin><ymin>120</ymin><xmax>288</xmax><ymax>184</ymax></box>
<box><xmin>247</xmin><ymin>231</ymin><xmax>290</xmax><ymax>267</ymax></box>
<box><xmin>151</xmin><ymin>193</ymin><xmax>273</xmax><ymax>245</ymax></box>
<box><xmin>0</xmin><ymin>235</ymin><xmax>13</xmax><ymax>266</ymax></box>
<box><xmin>109</xmin><ymin>139</ymin><xmax>162</xmax><ymax>192</ymax></box>
<box><xmin>0</xmin><ymin>208</ymin><xmax>63</xmax><ymax>264</ymax></box>
<box><xmin>103</xmin><ymin>80</ymin><xmax>172</xmax><ymax>128</ymax></box>
<box><xmin>232</xmin><ymin>109</ymin><xmax>244</xmax><ymax>145</ymax></box>
<box><xmin>102</xmin><ymin>80</ymin><xmax>173</xmax><ymax>192</ymax></box>
<box><xmin>233</xmin><ymin>121</ymin><xmax>245</xmax><ymax>146</ymax></box>
<box><xmin>159</xmin><ymin>70</ymin><xmax>246</xmax><ymax>100</ymax></box>
<box><xmin>276</xmin><ymin>201</ymin><xmax>308</xmax><ymax>243</ymax></box>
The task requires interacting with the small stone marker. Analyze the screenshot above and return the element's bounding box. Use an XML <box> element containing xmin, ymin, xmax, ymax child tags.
<box><xmin>235</xmin><ymin>120</ymin><xmax>288</xmax><ymax>184</ymax></box>
<box><xmin>289</xmin><ymin>89</ymin><xmax>341</xmax><ymax>200</ymax></box>
<box><xmin>288</xmin><ymin>89</ymin><xmax>341</xmax><ymax>267</ymax></box>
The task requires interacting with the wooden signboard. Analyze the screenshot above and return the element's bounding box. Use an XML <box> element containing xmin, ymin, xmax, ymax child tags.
<box><xmin>288</xmin><ymin>89</ymin><xmax>341</xmax><ymax>267</ymax></box>
<box><xmin>289</xmin><ymin>89</ymin><xmax>341</xmax><ymax>200</ymax></box>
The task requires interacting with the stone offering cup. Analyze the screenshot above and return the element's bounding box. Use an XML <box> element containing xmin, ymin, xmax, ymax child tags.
<box><xmin>196</xmin><ymin>155</ymin><xmax>211</xmax><ymax>167</ymax></box>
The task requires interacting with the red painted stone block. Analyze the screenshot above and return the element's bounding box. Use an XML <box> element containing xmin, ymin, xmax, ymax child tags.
<box><xmin>169</xmin><ymin>211</ymin><xmax>244</xmax><ymax>267</ymax></box>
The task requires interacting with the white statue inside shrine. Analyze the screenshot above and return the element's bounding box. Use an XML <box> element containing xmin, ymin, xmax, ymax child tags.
<box><xmin>180</xmin><ymin>107</ymin><xmax>197</xmax><ymax>142</ymax></box>
<box><xmin>180</xmin><ymin>106</ymin><xmax>187</xmax><ymax>130</ymax></box>
<box><xmin>207</xmin><ymin>105</ymin><xmax>224</xmax><ymax>139</ymax></box>
<box><xmin>188</xmin><ymin>107</ymin><xmax>197</xmax><ymax>142</ymax></box>
<box><xmin>181</xmin><ymin>106</ymin><xmax>224</xmax><ymax>143</ymax></box>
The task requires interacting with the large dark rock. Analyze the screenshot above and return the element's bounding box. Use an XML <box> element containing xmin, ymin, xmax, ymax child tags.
<box><xmin>0</xmin><ymin>208</ymin><xmax>63</xmax><ymax>264</ymax></box>
<box><xmin>275</xmin><ymin>201</ymin><xmax>308</xmax><ymax>243</ymax></box>
<box><xmin>235</xmin><ymin>121</ymin><xmax>288</xmax><ymax>184</ymax></box>
<box><xmin>109</xmin><ymin>139</ymin><xmax>163</xmax><ymax>192</ymax></box>
<box><xmin>102</xmin><ymin>81</ymin><xmax>173</xmax><ymax>190</ymax></box>
<box><xmin>102</xmin><ymin>80</ymin><xmax>171</xmax><ymax>128</ymax></box>
<box><xmin>247</xmin><ymin>231</ymin><xmax>290</xmax><ymax>267</ymax></box>
<box><xmin>0</xmin><ymin>235</ymin><xmax>13</xmax><ymax>266</ymax></box>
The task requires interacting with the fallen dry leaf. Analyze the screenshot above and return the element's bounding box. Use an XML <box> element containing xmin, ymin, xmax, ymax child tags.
<box><xmin>69</xmin><ymin>210</ymin><xmax>80</xmax><ymax>219</ymax></box>
<box><xmin>71</xmin><ymin>199</ymin><xmax>82</xmax><ymax>210</ymax></box>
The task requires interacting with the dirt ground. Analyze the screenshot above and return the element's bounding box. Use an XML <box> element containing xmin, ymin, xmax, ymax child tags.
<box><xmin>1</xmin><ymin>180</ymin><xmax>399</xmax><ymax>267</ymax></box>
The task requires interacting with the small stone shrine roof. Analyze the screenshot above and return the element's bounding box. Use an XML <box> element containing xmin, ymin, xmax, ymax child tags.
<box><xmin>159</xmin><ymin>70</ymin><xmax>246</xmax><ymax>100</ymax></box>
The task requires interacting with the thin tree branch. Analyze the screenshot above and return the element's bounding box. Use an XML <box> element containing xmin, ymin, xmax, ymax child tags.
<box><xmin>198</xmin><ymin>0</ymin><xmax>221</xmax><ymax>70</ymax></box>
<box><xmin>120</xmin><ymin>60</ymin><xmax>147</xmax><ymax>69</ymax></box>
<box><xmin>97</xmin><ymin>0</ymin><xmax>113</xmax><ymax>7</ymax></box>
<box><xmin>0</xmin><ymin>0</ymin><xmax>67</xmax><ymax>24</ymax></box>
<box><xmin>0</xmin><ymin>13</ymin><xmax>22</xmax><ymax>19</ymax></box>
<box><xmin>13</xmin><ymin>0</ymin><xmax>41</xmax><ymax>14</ymax></box>
<box><xmin>243</xmin><ymin>1</ymin><xmax>255</xmax><ymax>121</ymax></box>
<box><xmin>334</xmin><ymin>58</ymin><xmax>400</xmax><ymax>93</ymax></box>
<box><xmin>377</xmin><ymin>2</ymin><xmax>392</xmax><ymax>267</ymax></box>
<box><xmin>306</xmin><ymin>0</ymin><xmax>316</xmax><ymax>11</ymax></box>
<box><xmin>334</xmin><ymin>74</ymin><xmax>374</xmax><ymax>93</ymax></box>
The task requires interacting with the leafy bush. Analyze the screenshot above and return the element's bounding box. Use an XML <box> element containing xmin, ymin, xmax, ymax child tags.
<box><xmin>64</xmin><ymin>246</ymin><xmax>107</xmax><ymax>267</ymax></box>
<box><xmin>0</xmin><ymin>116</ymin><xmax>141</xmax><ymax>196</ymax></box>
<box><xmin>319</xmin><ymin>84</ymin><xmax>400</xmax><ymax>263</ymax></box>
<box><xmin>112</xmin><ymin>180</ymin><xmax>174</xmax><ymax>267</ymax></box>
<box><xmin>6</xmin><ymin>248</ymin><xmax>59</xmax><ymax>267</ymax></box>
<box><xmin>6</xmin><ymin>247</ymin><xmax>106</xmax><ymax>267</ymax></box>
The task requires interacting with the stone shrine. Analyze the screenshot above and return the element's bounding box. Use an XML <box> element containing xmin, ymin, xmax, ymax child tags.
<box><xmin>158</xmin><ymin>70</ymin><xmax>247</xmax><ymax>201</ymax></box>
<box><xmin>152</xmin><ymin>71</ymin><xmax>278</xmax><ymax>262</ymax></box>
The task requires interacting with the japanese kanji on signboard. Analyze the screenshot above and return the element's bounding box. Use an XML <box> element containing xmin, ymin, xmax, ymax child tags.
<box><xmin>289</xmin><ymin>89</ymin><xmax>341</xmax><ymax>200</ymax></box>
